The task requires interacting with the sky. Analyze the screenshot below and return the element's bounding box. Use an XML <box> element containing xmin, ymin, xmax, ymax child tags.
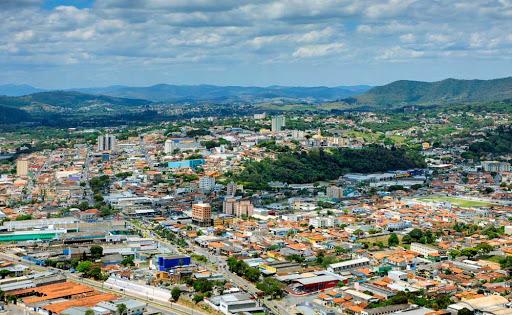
<box><xmin>1</xmin><ymin>0</ymin><xmax>512</xmax><ymax>88</ymax></box>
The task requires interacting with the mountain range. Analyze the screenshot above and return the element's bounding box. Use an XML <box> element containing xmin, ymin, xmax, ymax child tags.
<box><xmin>0</xmin><ymin>76</ymin><xmax>511</xmax><ymax>125</ymax></box>
<box><xmin>0</xmin><ymin>84</ymin><xmax>371</xmax><ymax>102</ymax></box>
<box><xmin>356</xmin><ymin>77</ymin><xmax>512</xmax><ymax>106</ymax></box>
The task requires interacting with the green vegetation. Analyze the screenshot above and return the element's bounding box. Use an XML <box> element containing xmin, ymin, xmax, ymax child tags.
<box><xmin>417</xmin><ymin>196</ymin><xmax>495</xmax><ymax>208</ymax></box>
<box><xmin>235</xmin><ymin>145</ymin><xmax>425</xmax><ymax>189</ymax></box>
<box><xmin>464</xmin><ymin>126</ymin><xmax>512</xmax><ymax>159</ymax></box>
<box><xmin>89</xmin><ymin>245</ymin><xmax>103</xmax><ymax>260</ymax></box>
<box><xmin>388</xmin><ymin>233</ymin><xmax>400</xmax><ymax>247</ymax></box>
<box><xmin>357</xmin><ymin>77</ymin><xmax>512</xmax><ymax>107</ymax></box>
<box><xmin>227</xmin><ymin>256</ymin><xmax>261</xmax><ymax>282</ymax></box>
<box><xmin>256</xmin><ymin>278</ymin><xmax>284</xmax><ymax>299</ymax></box>
<box><xmin>15</xmin><ymin>214</ymin><xmax>33</xmax><ymax>221</ymax></box>
<box><xmin>368</xmin><ymin>290</ymin><xmax>451</xmax><ymax>310</ymax></box>
<box><xmin>363</xmin><ymin>116</ymin><xmax>416</xmax><ymax>132</ymax></box>
<box><xmin>171</xmin><ymin>287</ymin><xmax>181</xmax><ymax>302</ymax></box>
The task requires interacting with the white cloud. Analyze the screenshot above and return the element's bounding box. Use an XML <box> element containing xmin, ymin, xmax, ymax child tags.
<box><xmin>292</xmin><ymin>42</ymin><xmax>345</xmax><ymax>58</ymax></box>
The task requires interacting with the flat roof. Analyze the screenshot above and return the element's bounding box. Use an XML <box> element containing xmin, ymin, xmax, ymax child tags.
<box><xmin>328</xmin><ymin>257</ymin><xmax>370</xmax><ymax>268</ymax></box>
<box><xmin>296</xmin><ymin>275</ymin><xmax>339</xmax><ymax>285</ymax></box>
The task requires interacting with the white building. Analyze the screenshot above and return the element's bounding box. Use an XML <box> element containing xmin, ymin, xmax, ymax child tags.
<box><xmin>481</xmin><ymin>161</ymin><xmax>511</xmax><ymax>173</ymax></box>
<box><xmin>327</xmin><ymin>257</ymin><xmax>370</xmax><ymax>273</ymax></box>
<box><xmin>410</xmin><ymin>243</ymin><xmax>439</xmax><ymax>257</ymax></box>
<box><xmin>97</xmin><ymin>134</ymin><xmax>117</xmax><ymax>152</ymax></box>
<box><xmin>164</xmin><ymin>138</ymin><xmax>201</xmax><ymax>154</ymax></box>
<box><xmin>309</xmin><ymin>216</ymin><xmax>338</xmax><ymax>228</ymax></box>
<box><xmin>199</xmin><ymin>176</ymin><xmax>216</xmax><ymax>191</ymax></box>
<box><xmin>271</xmin><ymin>115</ymin><xmax>286</xmax><ymax>132</ymax></box>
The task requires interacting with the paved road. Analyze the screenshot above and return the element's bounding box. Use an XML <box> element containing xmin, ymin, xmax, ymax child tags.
<box><xmin>134</xmin><ymin>222</ymin><xmax>289</xmax><ymax>315</ymax></box>
<box><xmin>0</xmin><ymin>252</ymin><xmax>205</xmax><ymax>315</ymax></box>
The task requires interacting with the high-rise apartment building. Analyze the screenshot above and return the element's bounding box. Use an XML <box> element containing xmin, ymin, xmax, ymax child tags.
<box><xmin>199</xmin><ymin>176</ymin><xmax>216</xmax><ymax>192</ymax></box>
<box><xmin>16</xmin><ymin>159</ymin><xmax>29</xmax><ymax>177</ymax></box>
<box><xmin>223</xmin><ymin>198</ymin><xmax>254</xmax><ymax>218</ymax></box>
<box><xmin>97</xmin><ymin>134</ymin><xmax>117</xmax><ymax>152</ymax></box>
<box><xmin>226</xmin><ymin>181</ymin><xmax>237</xmax><ymax>196</ymax></box>
<box><xmin>192</xmin><ymin>202</ymin><xmax>212</xmax><ymax>226</ymax></box>
<box><xmin>271</xmin><ymin>115</ymin><xmax>286</xmax><ymax>132</ymax></box>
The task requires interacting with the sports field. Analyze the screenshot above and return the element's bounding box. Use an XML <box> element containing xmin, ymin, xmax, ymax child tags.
<box><xmin>417</xmin><ymin>196</ymin><xmax>495</xmax><ymax>208</ymax></box>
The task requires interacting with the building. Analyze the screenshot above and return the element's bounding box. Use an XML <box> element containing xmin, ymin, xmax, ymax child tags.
<box><xmin>481</xmin><ymin>161</ymin><xmax>511</xmax><ymax>173</ymax></box>
<box><xmin>326</xmin><ymin>185</ymin><xmax>343</xmax><ymax>199</ymax></box>
<box><xmin>327</xmin><ymin>257</ymin><xmax>370</xmax><ymax>273</ymax></box>
<box><xmin>199</xmin><ymin>176</ymin><xmax>216</xmax><ymax>192</ymax></box>
<box><xmin>97</xmin><ymin>134</ymin><xmax>117</xmax><ymax>152</ymax></box>
<box><xmin>271</xmin><ymin>115</ymin><xmax>286</xmax><ymax>132</ymax></box>
<box><xmin>447</xmin><ymin>295</ymin><xmax>509</xmax><ymax>314</ymax></box>
<box><xmin>157</xmin><ymin>255</ymin><xmax>192</xmax><ymax>271</ymax></box>
<box><xmin>410</xmin><ymin>243</ymin><xmax>439</xmax><ymax>257</ymax></box>
<box><xmin>168</xmin><ymin>159</ymin><xmax>205</xmax><ymax>169</ymax></box>
<box><xmin>16</xmin><ymin>159</ymin><xmax>29</xmax><ymax>177</ymax></box>
<box><xmin>226</xmin><ymin>181</ymin><xmax>237</xmax><ymax>196</ymax></box>
<box><xmin>309</xmin><ymin>216</ymin><xmax>338</xmax><ymax>228</ymax></box>
<box><xmin>290</xmin><ymin>274</ymin><xmax>341</xmax><ymax>294</ymax></box>
<box><xmin>164</xmin><ymin>138</ymin><xmax>201</xmax><ymax>154</ymax></box>
<box><xmin>254</xmin><ymin>113</ymin><xmax>266</xmax><ymax>120</ymax></box>
<box><xmin>223</xmin><ymin>198</ymin><xmax>254</xmax><ymax>218</ymax></box>
<box><xmin>208</xmin><ymin>292</ymin><xmax>265</xmax><ymax>315</ymax></box>
<box><xmin>291</xmin><ymin>130</ymin><xmax>305</xmax><ymax>140</ymax></box>
<box><xmin>192</xmin><ymin>202</ymin><xmax>212</xmax><ymax>226</ymax></box>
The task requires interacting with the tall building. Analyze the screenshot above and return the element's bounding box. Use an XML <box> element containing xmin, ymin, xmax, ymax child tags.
<box><xmin>199</xmin><ymin>176</ymin><xmax>216</xmax><ymax>192</ymax></box>
<box><xmin>192</xmin><ymin>203</ymin><xmax>212</xmax><ymax>226</ymax></box>
<box><xmin>481</xmin><ymin>161</ymin><xmax>511</xmax><ymax>173</ymax></box>
<box><xmin>16</xmin><ymin>159</ymin><xmax>29</xmax><ymax>177</ymax></box>
<box><xmin>326</xmin><ymin>186</ymin><xmax>343</xmax><ymax>199</ymax></box>
<box><xmin>223</xmin><ymin>198</ymin><xmax>254</xmax><ymax>218</ymax></box>
<box><xmin>271</xmin><ymin>115</ymin><xmax>286</xmax><ymax>132</ymax></box>
<box><xmin>226</xmin><ymin>181</ymin><xmax>237</xmax><ymax>196</ymax></box>
<box><xmin>97</xmin><ymin>134</ymin><xmax>117</xmax><ymax>152</ymax></box>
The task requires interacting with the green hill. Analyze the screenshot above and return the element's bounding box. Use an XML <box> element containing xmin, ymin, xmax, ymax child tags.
<box><xmin>356</xmin><ymin>77</ymin><xmax>512</xmax><ymax>107</ymax></box>
<box><xmin>0</xmin><ymin>105</ymin><xmax>31</xmax><ymax>124</ymax></box>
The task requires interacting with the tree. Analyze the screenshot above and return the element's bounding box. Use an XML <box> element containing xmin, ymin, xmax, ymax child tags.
<box><xmin>171</xmin><ymin>287</ymin><xmax>181</xmax><ymax>302</ymax></box>
<box><xmin>388</xmin><ymin>233</ymin><xmax>400</xmax><ymax>247</ymax></box>
<box><xmin>193</xmin><ymin>293</ymin><xmax>204</xmax><ymax>303</ymax></box>
<box><xmin>90</xmin><ymin>245</ymin><xmax>103</xmax><ymax>260</ymax></box>
<box><xmin>409</xmin><ymin>228</ymin><xmax>423</xmax><ymax>241</ymax></box>
<box><xmin>458</xmin><ymin>308</ymin><xmax>474</xmax><ymax>315</ymax></box>
<box><xmin>256</xmin><ymin>278</ymin><xmax>284</xmax><ymax>299</ymax></box>
<box><xmin>0</xmin><ymin>269</ymin><xmax>12</xmax><ymax>279</ymax></box>
<box><xmin>245</xmin><ymin>267</ymin><xmax>261</xmax><ymax>283</ymax></box>
<box><xmin>401</xmin><ymin>234</ymin><xmax>412</xmax><ymax>244</ymax></box>
<box><xmin>76</xmin><ymin>261</ymin><xmax>93</xmax><ymax>273</ymax></box>
<box><xmin>476</xmin><ymin>242</ymin><xmax>493</xmax><ymax>254</ymax></box>
<box><xmin>85</xmin><ymin>310</ymin><xmax>95</xmax><ymax>315</ymax></box>
<box><xmin>121</xmin><ymin>256</ymin><xmax>135</xmax><ymax>267</ymax></box>
<box><xmin>116</xmin><ymin>303</ymin><xmax>127</xmax><ymax>315</ymax></box>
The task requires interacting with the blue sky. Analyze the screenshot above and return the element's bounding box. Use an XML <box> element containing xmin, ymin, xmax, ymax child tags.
<box><xmin>1</xmin><ymin>0</ymin><xmax>511</xmax><ymax>88</ymax></box>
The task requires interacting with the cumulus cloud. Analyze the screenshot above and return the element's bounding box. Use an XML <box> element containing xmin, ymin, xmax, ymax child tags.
<box><xmin>292</xmin><ymin>43</ymin><xmax>345</xmax><ymax>58</ymax></box>
<box><xmin>0</xmin><ymin>0</ymin><xmax>511</xmax><ymax>86</ymax></box>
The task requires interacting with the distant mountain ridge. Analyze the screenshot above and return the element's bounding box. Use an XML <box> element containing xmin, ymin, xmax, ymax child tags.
<box><xmin>356</xmin><ymin>77</ymin><xmax>512</xmax><ymax>106</ymax></box>
<box><xmin>0</xmin><ymin>84</ymin><xmax>45</xmax><ymax>96</ymax></box>
<box><xmin>74</xmin><ymin>84</ymin><xmax>372</xmax><ymax>102</ymax></box>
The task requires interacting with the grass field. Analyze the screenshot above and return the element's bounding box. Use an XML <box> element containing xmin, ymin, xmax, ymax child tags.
<box><xmin>417</xmin><ymin>196</ymin><xmax>495</xmax><ymax>208</ymax></box>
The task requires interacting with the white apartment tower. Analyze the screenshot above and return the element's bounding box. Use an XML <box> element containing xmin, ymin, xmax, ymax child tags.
<box><xmin>271</xmin><ymin>116</ymin><xmax>286</xmax><ymax>132</ymax></box>
<box><xmin>97</xmin><ymin>134</ymin><xmax>117</xmax><ymax>152</ymax></box>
